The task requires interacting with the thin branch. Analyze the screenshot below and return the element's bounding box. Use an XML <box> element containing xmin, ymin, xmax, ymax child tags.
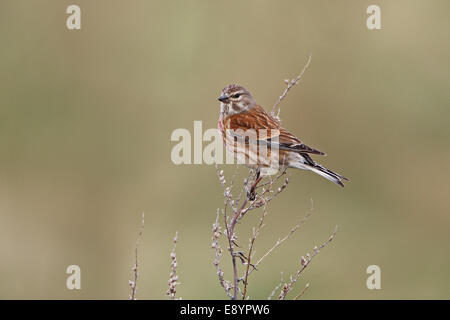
<box><xmin>247</xmin><ymin>204</ymin><xmax>314</xmax><ymax>277</ymax></box>
<box><xmin>268</xmin><ymin>272</ymin><xmax>284</xmax><ymax>300</ymax></box>
<box><xmin>212</xmin><ymin>209</ymin><xmax>233</xmax><ymax>298</ymax></box>
<box><xmin>216</xmin><ymin>166</ymin><xmax>292</xmax><ymax>300</ymax></box>
<box><xmin>216</xmin><ymin>164</ymin><xmax>241</xmax><ymax>300</ymax></box>
<box><xmin>129</xmin><ymin>212</ymin><xmax>145</xmax><ymax>300</ymax></box>
<box><xmin>167</xmin><ymin>231</ymin><xmax>180</xmax><ymax>300</ymax></box>
<box><xmin>242</xmin><ymin>204</ymin><xmax>268</xmax><ymax>299</ymax></box>
<box><xmin>271</xmin><ymin>53</ymin><xmax>312</xmax><ymax>119</ymax></box>
<box><xmin>237</xmin><ymin>168</ymin><xmax>289</xmax><ymax>219</ymax></box>
<box><xmin>278</xmin><ymin>226</ymin><xmax>338</xmax><ymax>300</ymax></box>
<box><xmin>293</xmin><ymin>283</ymin><xmax>310</xmax><ymax>300</ymax></box>
<box><xmin>227</xmin><ymin>191</ymin><xmax>250</xmax><ymax>299</ymax></box>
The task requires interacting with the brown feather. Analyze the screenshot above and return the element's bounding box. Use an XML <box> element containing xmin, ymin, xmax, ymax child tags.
<box><xmin>223</xmin><ymin>105</ymin><xmax>325</xmax><ymax>155</ymax></box>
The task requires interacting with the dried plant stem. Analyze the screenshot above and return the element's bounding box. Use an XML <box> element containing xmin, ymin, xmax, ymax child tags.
<box><xmin>268</xmin><ymin>272</ymin><xmax>284</xmax><ymax>300</ymax></box>
<box><xmin>242</xmin><ymin>205</ymin><xmax>268</xmax><ymax>299</ymax></box>
<box><xmin>250</xmin><ymin>208</ymin><xmax>313</xmax><ymax>276</ymax></box>
<box><xmin>271</xmin><ymin>53</ymin><xmax>312</xmax><ymax>119</ymax></box>
<box><xmin>293</xmin><ymin>283</ymin><xmax>310</xmax><ymax>300</ymax></box>
<box><xmin>216</xmin><ymin>166</ymin><xmax>290</xmax><ymax>300</ymax></box>
<box><xmin>212</xmin><ymin>210</ymin><xmax>233</xmax><ymax>298</ymax></box>
<box><xmin>129</xmin><ymin>212</ymin><xmax>145</xmax><ymax>300</ymax></box>
<box><xmin>167</xmin><ymin>231</ymin><xmax>180</xmax><ymax>300</ymax></box>
<box><xmin>229</xmin><ymin>171</ymin><xmax>288</xmax><ymax>299</ymax></box>
<box><xmin>278</xmin><ymin>226</ymin><xmax>338</xmax><ymax>300</ymax></box>
<box><xmin>227</xmin><ymin>196</ymin><xmax>249</xmax><ymax>300</ymax></box>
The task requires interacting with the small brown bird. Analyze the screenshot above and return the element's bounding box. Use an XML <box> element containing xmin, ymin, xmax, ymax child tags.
<box><xmin>217</xmin><ymin>84</ymin><xmax>348</xmax><ymax>187</ymax></box>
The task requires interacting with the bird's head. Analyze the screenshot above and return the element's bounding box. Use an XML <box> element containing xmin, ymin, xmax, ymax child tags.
<box><xmin>218</xmin><ymin>84</ymin><xmax>256</xmax><ymax>117</ymax></box>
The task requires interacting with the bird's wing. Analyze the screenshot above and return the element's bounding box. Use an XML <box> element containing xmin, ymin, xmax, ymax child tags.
<box><xmin>225</xmin><ymin>105</ymin><xmax>280</xmax><ymax>139</ymax></box>
<box><xmin>224</xmin><ymin>105</ymin><xmax>325</xmax><ymax>156</ymax></box>
<box><xmin>277</xmin><ymin>127</ymin><xmax>326</xmax><ymax>155</ymax></box>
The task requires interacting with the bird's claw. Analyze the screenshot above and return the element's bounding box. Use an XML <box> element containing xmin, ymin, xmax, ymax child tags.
<box><xmin>248</xmin><ymin>189</ymin><xmax>257</xmax><ymax>201</ymax></box>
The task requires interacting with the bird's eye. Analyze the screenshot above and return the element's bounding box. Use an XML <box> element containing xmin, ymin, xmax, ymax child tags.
<box><xmin>233</xmin><ymin>93</ymin><xmax>241</xmax><ymax>98</ymax></box>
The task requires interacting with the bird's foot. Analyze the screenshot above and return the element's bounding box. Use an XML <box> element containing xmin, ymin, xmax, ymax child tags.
<box><xmin>248</xmin><ymin>188</ymin><xmax>257</xmax><ymax>201</ymax></box>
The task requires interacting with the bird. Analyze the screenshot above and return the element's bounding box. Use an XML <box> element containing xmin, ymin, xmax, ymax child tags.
<box><xmin>217</xmin><ymin>84</ymin><xmax>348</xmax><ymax>191</ymax></box>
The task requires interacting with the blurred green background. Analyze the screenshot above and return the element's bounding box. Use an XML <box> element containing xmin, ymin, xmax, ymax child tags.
<box><xmin>1</xmin><ymin>0</ymin><xmax>449</xmax><ymax>299</ymax></box>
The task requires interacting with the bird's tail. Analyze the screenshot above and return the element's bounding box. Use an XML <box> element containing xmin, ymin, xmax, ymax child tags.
<box><xmin>305</xmin><ymin>162</ymin><xmax>348</xmax><ymax>187</ymax></box>
<box><xmin>287</xmin><ymin>153</ymin><xmax>349</xmax><ymax>187</ymax></box>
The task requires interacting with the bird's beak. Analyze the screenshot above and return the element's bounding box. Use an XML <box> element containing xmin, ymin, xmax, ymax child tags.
<box><xmin>218</xmin><ymin>94</ymin><xmax>229</xmax><ymax>102</ymax></box>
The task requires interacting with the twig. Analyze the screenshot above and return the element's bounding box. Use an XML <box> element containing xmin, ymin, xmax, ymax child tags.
<box><xmin>268</xmin><ymin>272</ymin><xmax>284</xmax><ymax>300</ymax></box>
<box><xmin>129</xmin><ymin>212</ymin><xmax>145</xmax><ymax>300</ymax></box>
<box><xmin>238</xmin><ymin>168</ymin><xmax>289</xmax><ymax>219</ymax></box>
<box><xmin>293</xmin><ymin>283</ymin><xmax>310</xmax><ymax>300</ymax></box>
<box><xmin>227</xmin><ymin>192</ymin><xmax>249</xmax><ymax>299</ymax></box>
<box><xmin>216</xmin><ymin>167</ymin><xmax>291</xmax><ymax>300</ymax></box>
<box><xmin>247</xmin><ymin>203</ymin><xmax>314</xmax><ymax>277</ymax></box>
<box><xmin>216</xmin><ymin>165</ymin><xmax>240</xmax><ymax>300</ymax></box>
<box><xmin>278</xmin><ymin>226</ymin><xmax>338</xmax><ymax>300</ymax></box>
<box><xmin>167</xmin><ymin>231</ymin><xmax>180</xmax><ymax>300</ymax></box>
<box><xmin>217</xmin><ymin>167</ymin><xmax>259</xmax><ymax>299</ymax></box>
<box><xmin>271</xmin><ymin>53</ymin><xmax>312</xmax><ymax>119</ymax></box>
<box><xmin>212</xmin><ymin>209</ymin><xmax>233</xmax><ymax>298</ymax></box>
<box><xmin>242</xmin><ymin>204</ymin><xmax>268</xmax><ymax>299</ymax></box>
